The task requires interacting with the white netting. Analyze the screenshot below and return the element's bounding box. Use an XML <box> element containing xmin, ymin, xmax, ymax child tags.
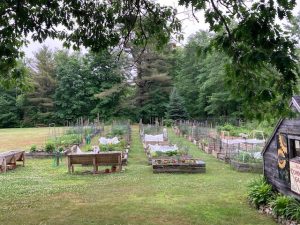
<box><xmin>144</xmin><ymin>134</ymin><xmax>164</xmax><ymax>142</ymax></box>
<box><xmin>221</xmin><ymin>138</ymin><xmax>265</xmax><ymax>145</ymax></box>
<box><xmin>148</xmin><ymin>144</ymin><xmax>178</xmax><ymax>152</ymax></box>
<box><xmin>99</xmin><ymin>137</ymin><xmax>120</xmax><ymax>145</ymax></box>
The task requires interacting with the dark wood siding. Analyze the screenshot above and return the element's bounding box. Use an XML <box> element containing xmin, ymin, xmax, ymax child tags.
<box><xmin>264</xmin><ymin>114</ymin><xmax>300</xmax><ymax>200</ymax></box>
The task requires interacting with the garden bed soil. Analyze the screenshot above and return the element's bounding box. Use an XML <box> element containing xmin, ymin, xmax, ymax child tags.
<box><xmin>152</xmin><ymin>159</ymin><xmax>206</xmax><ymax>173</ymax></box>
<box><xmin>230</xmin><ymin>160</ymin><xmax>262</xmax><ymax>173</ymax></box>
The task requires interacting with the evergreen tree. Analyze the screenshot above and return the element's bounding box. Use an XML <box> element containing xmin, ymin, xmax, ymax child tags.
<box><xmin>24</xmin><ymin>46</ymin><xmax>57</xmax><ymax>125</ymax></box>
<box><xmin>54</xmin><ymin>50</ymin><xmax>125</xmax><ymax>122</ymax></box>
<box><xmin>167</xmin><ymin>87</ymin><xmax>188</xmax><ymax>120</ymax></box>
<box><xmin>174</xmin><ymin>31</ymin><xmax>242</xmax><ymax>119</ymax></box>
<box><xmin>0</xmin><ymin>88</ymin><xmax>20</xmax><ymax>128</ymax></box>
<box><xmin>129</xmin><ymin>44</ymin><xmax>174</xmax><ymax>122</ymax></box>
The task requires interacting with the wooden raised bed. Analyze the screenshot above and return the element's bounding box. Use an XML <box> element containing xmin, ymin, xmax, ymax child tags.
<box><xmin>230</xmin><ymin>160</ymin><xmax>262</xmax><ymax>173</ymax></box>
<box><xmin>26</xmin><ymin>151</ymin><xmax>56</xmax><ymax>158</ymax></box>
<box><xmin>152</xmin><ymin>158</ymin><xmax>206</xmax><ymax>173</ymax></box>
<box><xmin>0</xmin><ymin>151</ymin><xmax>25</xmax><ymax>173</ymax></box>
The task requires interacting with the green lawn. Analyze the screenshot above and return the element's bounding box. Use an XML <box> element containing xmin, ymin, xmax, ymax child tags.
<box><xmin>0</xmin><ymin>127</ymin><xmax>67</xmax><ymax>152</ymax></box>
<box><xmin>0</xmin><ymin>126</ymin><xmax>276</xmax><ymax>225</ymax></box>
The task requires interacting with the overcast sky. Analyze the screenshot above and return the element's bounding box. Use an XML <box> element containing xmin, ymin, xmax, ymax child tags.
<box><xmin>23</xmin><ymin>0</ymin><xmax>300</xmax><ymax>58</ymax></box>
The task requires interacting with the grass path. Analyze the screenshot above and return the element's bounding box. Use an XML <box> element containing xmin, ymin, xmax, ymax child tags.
<box><xmin>0</xmin><ymin>126</ymin><xmax>276</xmax><ymax>225</ymax></box>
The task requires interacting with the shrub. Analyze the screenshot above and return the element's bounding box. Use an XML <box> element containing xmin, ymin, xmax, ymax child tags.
<box><xmin>57</xmin><ymin>146</ymin><xmax>64</xmax><ymax>152</ymax></box>
<box><xmin>163</xmin><ymin>119</ymin><xmax>173</xmax><ymax>127</ymax></box>
<box><xmin>271</xmin><ymin>195</ymin><xmax>293</xmax><ymax>218</ymax></box>
<box><xmin>84</xmin><ymin>144</ymin><xmax>93</xmax><ymax>151</ymax></box>
<box><xmin>30</xmin><ymin>144</ymin><xmax>37</xmax><ymax>152</ymax></box>
<box><xmin>248</xmin><ymin>177</ymin><xmax>274</xmax><ymax>208</ymax></box>
<box><xmin>111</xmin><ymin>125</ymin><xmax>127</xmax><ymax>136</ymax></box>
<box><xmin>99</xmin><ymin>143</ymin><xmax>123</xmax><ymax>152</ymax></box>
<box><xmin>166</xmin><ymin>150</ymin><xmax>178</xmax><ymax>157</ymax></box>
<box><xmin>45</xmin><ymin>142</ymin><xmax>55</xmax><ymax>153</ymax></box>
<box><xmin>286</xmin><ymin>198</ymin><xmax>300</xmax><ymax>222</ymax></box>
<box><xmin>58</xmin><ymin>134</ymin><xmax>82</xmax><ymax>146</ymax></box>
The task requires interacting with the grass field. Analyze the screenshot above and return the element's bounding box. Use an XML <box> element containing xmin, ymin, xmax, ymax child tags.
<box><xmin>0</xmin><ymin>126</ymin><xmax>276</xmax><ymax>225</ymax></box>
<box><xmin>0</xmin><ymin>127</ymin><xmax>67</xmax><ymax>152</ymax></box>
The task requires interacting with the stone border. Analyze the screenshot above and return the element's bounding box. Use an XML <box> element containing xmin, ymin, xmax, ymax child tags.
<box><xmin>258</xmin><ymin>205</ymin><xmax>299</xmax><ymax>225</ymax></box>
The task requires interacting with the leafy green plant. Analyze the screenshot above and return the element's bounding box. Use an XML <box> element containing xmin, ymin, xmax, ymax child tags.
<box><xmin>234</xmin><ymin>152</ymin><xmax>262</xmax><ymax>163</ymax></box>
<box><xmin>57</xmin><ymin>146</ymin><xmax>64</xmax><ymax>153</ymax></box>
<box><xmin>248</xmin><ymin>178</ymin><xmax>274</xmax><ymax>208</ymax></box>
<box><xmin>286</xmin><ymin>198</ymin><xmax>300</xmax><ymax>222</ymax></box>
<box><xmin>271</xmin><ymin>195</ymin><xmax>293</xmax><ymax>218</ymax></box>
<box><xmin>99</xmin><ymin>141</ymin><xmax>125</xmax><ymax>152</ymax></box>
<box><xmin>45</xmin><ymin>142</ymin><xmax>55</xmax><ymax>153</ymax></box>
<box><xmin>83</xmin><ymin>144</ymin><xmax>93</xmax><ymax>151</ymax></box>
<box><xmin>163</xmin><ymin>119</ymin><xmax>173</xmax><ymax>127</ymax></box>
<box><xmin>30</xmin><ymin>144</ymin><xmax>37</xmax><ymax>152</ymax></box>
<box><xmin>166</xmin><ymin>150</ymin><xmax>178</xmax><ymax>157</ymax></box>
<box><xmin>179</xmin><ymin>125</ymin><xmax>189</xmax><ymax>135</ymax></box>
<box><xmin>111</xmin><ymin>126</ymin><xmax>126</xmax><ymax>136</ymax></box>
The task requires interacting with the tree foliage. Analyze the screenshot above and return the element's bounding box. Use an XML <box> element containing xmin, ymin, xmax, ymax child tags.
<box><xmin>54</xmin><ymin>50</ymin><xmax>125</xmax><ymax>121</ymax></box>
<box><xmin>167</xmin><ymin>87</ymin><xmax>188</xmax><ymax>120</ymax></box>
<box><xmin>24</xmin><ymin>46</ymin><xmax>57</xmax><ymax>125</ymax></box>
<box><xmin>0</xmin><ymin>0</ymin><xmax>181</xmax><ymax>86</ymax></box>
<box><xmin>0</xmin><ymin>87</ymin><xmax>21</xmax><ymax>128</ymax></box>
<box><xmin>173</xmin><ymin>31</ymin><xmax>242</xmax><ymax>119</ymax></box>
<box><xmin>179</xmin><ymin>0</ymin><xmax>299</xmax><ymax>118</ymax></box>
<box><xmin>130</xmin><ymin>44</ymin><xmax>174</xmax><ymax>122</ymax></box>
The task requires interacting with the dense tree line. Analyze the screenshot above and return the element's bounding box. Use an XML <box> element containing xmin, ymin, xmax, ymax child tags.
<box><xmin>0</xmin><ymin>47</ymin><xmax>126</xmax><ymax>127</ymax></box>
<box><xmin>1</xmin><ymin>0</ymin><xmax>299</xmax><ymax>118</ymax></box>
<box><xmin>1</xmin><ymin>20</ymin><xmax>300</xmax><ymax>127</ymax></box>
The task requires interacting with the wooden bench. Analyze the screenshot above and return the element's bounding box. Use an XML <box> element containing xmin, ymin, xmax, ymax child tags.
<box><xmin>0</xmin><ymin>151</ymin><xmax>25</xmax><ymax>173</ymax></box>
<box><xmin>67</xmin><ymin>151</ymin><xmax>122</xmax><ymax>174</ymax></box>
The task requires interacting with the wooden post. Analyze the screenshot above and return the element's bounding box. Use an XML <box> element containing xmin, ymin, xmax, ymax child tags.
<box><xmin>56</xmin><ymin>152</ymin><xmax>60</xmax><ymax>166</ymax></box>
<box><xmin>118</xmin><ymin>155</ymin><xmax>122</xmax><ymax>172</ymax></box>
<box><xmin>93</xmin><ymin>157</ymin><xmax>97</xmax><ymax>174</ymax></box>
<box><xmin>22</xmin><ymin>152</ymin><xmax>25</xmax><ymax>167</ymax></box>
<box><xmin>3</xmin><ymin>158</ymin><xmax>6</xmax><ymax>173</ymax></box>
<box><xmin>68</xmin><ymin>156</ymin><xmax>71</xmax><ymax>173</ymax></box>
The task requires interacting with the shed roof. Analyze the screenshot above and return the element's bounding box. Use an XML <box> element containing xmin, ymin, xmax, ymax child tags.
<box><xmin>262</xmin><ymin>96</ymin><xmax>300</xmax><ymax>155</ymax></box>
<box><xmin>292</xmin><ymin>96</ymin><xmax>300</xmax><ymax>112</ymax></box>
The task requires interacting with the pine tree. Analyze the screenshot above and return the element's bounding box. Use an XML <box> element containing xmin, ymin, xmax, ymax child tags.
<box><xmin>129</xmin><ymin>44</ymin><xmax>173</xmax><ymax>122</ymax></box>
<box><xmin>167</xmin><ymin>87</ymin><xmax>188</xmax><ymax>120</ymax></box>
<box><xmin>24</xmin><ymin>46</ymin><xmax>57</xmax><ymax>125</ymax></box>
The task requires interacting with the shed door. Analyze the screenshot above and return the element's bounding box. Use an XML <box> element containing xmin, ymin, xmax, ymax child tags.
<box><xmin>277</xmin><ymin>134</ymin><xmax>290</xmax><ymax>183</ymax></box>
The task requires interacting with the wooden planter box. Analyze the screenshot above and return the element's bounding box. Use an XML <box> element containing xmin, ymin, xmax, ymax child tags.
<box><xmin>25</xmin><ymin>151</ymin><xmax>56</xmax><ymax>158</ymax></box>
<box><xmin>152</xmin><ymin>159</ymin><xmax>206</xmax><ymax>173</ymax></box>
<box><xmin>230</xmin><ymin>160</ymin><xmax>262</xmax><ymax>173</ymax></box>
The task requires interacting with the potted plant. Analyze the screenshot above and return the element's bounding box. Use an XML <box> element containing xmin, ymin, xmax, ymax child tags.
<box><xmin>111</xmin><ymin>165</ymin><xmax>117</xmax><ymax>172</ymax></box>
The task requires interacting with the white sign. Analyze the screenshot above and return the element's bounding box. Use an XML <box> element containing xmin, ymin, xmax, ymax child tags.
<box><xmin>290</xmin><ymin>160</ymin><xmax>300</xmax><ymax>195</ymax></box>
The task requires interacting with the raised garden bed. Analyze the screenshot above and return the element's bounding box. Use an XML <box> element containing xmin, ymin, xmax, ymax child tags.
<box><xmin>152</xmin><ymin>158</ymin><xmax>206</xmax><ymax>173</ymax></box>
<box><xmin>230</xmin><ymin>159</ymin><xmax>262</xmax><ymax>173</ymax></box>
<box><xmin>26</xmin><ymin>151</ymin><xmax>57</xmax><ymax>158</ymax></box>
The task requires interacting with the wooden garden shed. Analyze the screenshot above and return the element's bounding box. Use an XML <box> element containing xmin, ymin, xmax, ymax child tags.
<box><xmin>262</xmin><ymin>96</ymin><xmax>300</xmax><ymax>200</ymax></box>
